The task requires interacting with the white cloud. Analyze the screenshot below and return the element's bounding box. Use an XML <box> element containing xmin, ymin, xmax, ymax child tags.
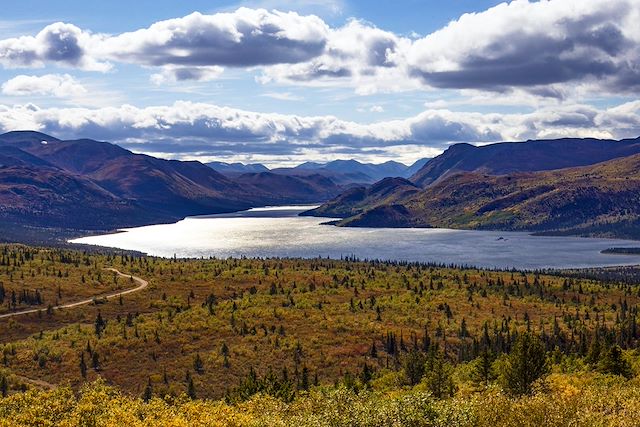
<box><xmin>1</xmin><ymin>73</ymin><xmax>87</xmax><ymax>97</ymax></box>
<box><xmin>0</xmin><ymin>100</ymin><xmax>638</xmax><ymax>165</ymax></box>
<box><xmin>370</xmin><ymin>105</ymin><xmax>384</xmax><ymax>113</ymax></box>
<box><xmin>0</xmin><ymin>22</ymin><xmax>110</xmax><ymax>71</ymax></box>
<box><xmin>259</xmin><ymin>19</ymin><xmax>418</xmax><ymax>94</ymax></box>
<box><xmin>225</xmin><ymin>0</ymin><xmax>345</xmax><ymax>17</ymax></box>
<box><xmin>407</xmin><ymin>0</ymin><xmax>640</xmax><ymax>94</ymax></box>
<box><xmin>1</xmin><ymin>1</ymin><xmax>639</xmax><ymax>98</ymax></box>
<box><xmin>102</xmin><ymin>9</ymin><xmax>328</xmax><ymax>69</ymax></box>
<box><xmin>150</xmin><ymin>65</ymin><xmax>224</xmax><ymax>84</ymax></box>
<box><xmin>260</xmin><ymin>91</ymin><xmax>303</xmax><ymax>101</ymax></box>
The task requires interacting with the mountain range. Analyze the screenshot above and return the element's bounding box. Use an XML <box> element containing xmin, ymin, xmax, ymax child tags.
<box><xmin>3</xmin><ymin>130</ymin><xmax>640</xmax><ymax>241</ymax></box>
<box><xmin>0</xmin><ymin>131</ymin><xmax>356</xmax><ymax>233</ymax></box>
<box><xmin>305</xmin><ymin>136</ymin><xmax>640</xmax><ymax>239</ymax></box>
<box><xmin>208</xmin><ymin>158</ymin><xmax>430</xmax><ymax>184</ymax></box>
<box><xmin>0</xmin><ymin>131</ymin><xmax>425</xmax><ymax>239</ymax></box>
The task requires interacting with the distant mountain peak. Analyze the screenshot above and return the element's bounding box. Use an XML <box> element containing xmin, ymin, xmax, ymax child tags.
<box><xmin>0</xmin><ymin>130</ymin><xmax>60</xmax><ymax>143</ymax></box>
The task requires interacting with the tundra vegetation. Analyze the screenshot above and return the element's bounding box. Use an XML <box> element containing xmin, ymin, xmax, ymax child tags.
<box><xmin>0</xmin><ymin>245</ymin><xmax>639</xmax><ymax>426</ymax></box>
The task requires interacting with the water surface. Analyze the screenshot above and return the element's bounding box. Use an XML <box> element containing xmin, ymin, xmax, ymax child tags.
<box><xmin>70</xmin><ymin>206</ymin><xmax>640</xmax><ymax>270</ymax></box>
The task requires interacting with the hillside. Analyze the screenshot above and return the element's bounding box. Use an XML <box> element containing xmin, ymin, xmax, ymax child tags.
<box><xmin>307</xmin><ymin>138</ymin><xmax>640</xmax><ymax>239</ymax></box>
<box><xmin>0</xmin><ymin>246</ymin><xmax>639</xmax><ymax>425</ymax></box>
<box><xmin>411</xmin><ymin>136</ymin><xmax>640</xmax><ymax>187</ymax></box>
<box><xmin>234</xmin><ymin>172</ymin><xmax>343</xmax><ymax>203</ymax></box>
<box><xmin>301</xmin><ymin>177</ymin><xmax>421</xmax><ymax>219</ymax></box>
<box><xmin>0</xmin><ymin>131</ymin><xmax>347</xmax><ymax>236</ymax></box>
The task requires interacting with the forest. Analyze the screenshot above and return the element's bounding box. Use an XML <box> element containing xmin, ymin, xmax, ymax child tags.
<box><xmin>0</xmin><ymin>245</ymin><xmax>640</xmax><ymax>426</ymax></box>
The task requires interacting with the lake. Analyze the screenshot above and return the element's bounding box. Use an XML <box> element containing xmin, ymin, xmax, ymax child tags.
<box><xmin>70</xmin><ymin>206</ymin><xmax>640</xmax><ymax>270</ymax></box>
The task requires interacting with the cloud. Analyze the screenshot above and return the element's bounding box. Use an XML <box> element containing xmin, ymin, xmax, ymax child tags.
<box><xmin>224</xmin><ymin>0</ymin><xmax>345</xmax><ymax>17</ymax></box>
<box><xmin>0</xmin><ymin>100</ymin><xmax>638</xmax><ymax>165</ymax></box>
<box><xmin>0</xmin><ymin>22</ymin><xmax>110</xmax><ymax>71</ymax></box>
<box><xmin>259</xmin><ymin>19</ymin><xmax>417</xmax><ymax>94</ymax></box>
<box><xmin>1</xmin><ymin>1</ymin><xmax>639</xmax><ymax>97</ymax></box>
<box><xmin>407</xmin><ymin>0</ymin><xmax>640</xmax><ymax>95</ymax></box>
<box><xmin>150</xmin><ymin>65</ymin><xmax>224</xmax><ymax>84</ymax></box>
<box><xmin>103</xmin><ymin>9</ymin><xmax>328</xmax><ymax>69</ymax></box>
<box><xmin>260</xmin><ymin>91</ymin><xmax>303</xmax><ymax>101</ymax></box>
<box><xmin>1</xmin><ymin>73</ymin><xmax>87</xmax><ymax>97</ymax></box>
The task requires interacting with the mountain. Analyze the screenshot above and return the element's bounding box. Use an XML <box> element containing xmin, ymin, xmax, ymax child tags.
<box><xmin>411</xmin><ymin>137</ymin><xmax>640</xmax><ymax>187</ymax></box>
<box><xmin>233</xmin><ymin>172</ymin><xmax>342</xmax><ymax>203</ymax></box>
<box><xmin>305</xmin><ymin>137</ymin><xmax>640</xmax><ymax>239</ymax></box>
<box><xmin>272</xmin><ymin>158</ymin><xmax>430</xmax><ymax>184</ymax></box>
<box><xmin>209</xmin><ymin>158</ymin><xmax>433</xmax><ymax>185</ymax></box>
<box><xmin>206</xmin><ymin>161</ymin><xmax>268</xmax><ymax>175</ymax></box>
<box><xmin>0</xmin><ymin>165</ymin><xmax>167</xmax><ymax>230</ymax></box>
<box><xmin>404</xmin><ymin>157</ymin><xmax>432</xmax><ymax>177</ymax></box>
<box><xmin>301</xmin><ymin>177</ymin><xmax>420</xmax><ymax>219</ymax></box>
<box><xmin>270</xmin><ymin>167</ymin><xmax>374</xmax><ymax>186</ymax></box>
<box><xmin>0</xmin><ymin>131</ymin><xmax>343</xmax><ymax>234</ymax></box>
<box><xmin>0</xmin><ymin>132</ymin><xmax>259</xmax><ymax>222</ymax></box>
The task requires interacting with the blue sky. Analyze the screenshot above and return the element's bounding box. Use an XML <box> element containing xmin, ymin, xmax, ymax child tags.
<box><xmin>0</xmin><ymin>0</ymin><xmax>638</xmax><ymax>166</ymax></box>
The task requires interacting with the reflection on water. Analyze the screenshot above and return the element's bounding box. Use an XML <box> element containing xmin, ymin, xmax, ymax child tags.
<box><xmin>70</xmin><ymin>206</ymin><xmax>640</xmax><ymax>270</ymax></box>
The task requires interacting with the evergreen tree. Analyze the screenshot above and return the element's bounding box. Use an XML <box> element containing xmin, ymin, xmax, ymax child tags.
<box><xmin>403</xmin><ymin>350</ymin><xmax>426</xmax><ymax>386</ymax></box>
<box><xmin>94</xmin><ymin>312</ymin><xmax>106</xmax><ymax>338</ymax></box>
<box><xmin>79</xmin><ymin>353</ymin><xmax>87</xmax><ymax>379</ymax></box>
<box><xmin>193</xmin><ymin>353</ymin><xmax>204</xmax><ymax>374</ymax></box>
<box><xmin>502</xmin><ymin>332</ymin><xmax>547</xmax><ymax>395</ymax></box>
<box><xmin>187</xmin><ymin>376</ymin><xmax>196</xmax><ymax>399</ymax></box>
<box><xmin>92</xmin><ymin>351</ymin><xmax>100</xmax><ymax>371</ymax></box>
<box><xmin>424</xmin><ymin>350</ymin><xmax>456</xmax><ymax>398</ymax></box>
<box><xmin>301</xmin><ymin>366</ymin><xmax>309</xmax><ymax>391</ymax></box>
<box><xmin>142</xmin><ymin>378</ymin><xmax>153</xmax><ymax>402</ymax></box>
<box><xmin>0</xmin><ymin>375</ymin><xmax>7</xmax><ymax>397</ymax></box>
<box><xmin>586</xmin><ymin>328</ymin><xmax>602</xmax><ymax>364</ymax></box>
<box><xmin>471</xmin><ymin>348</ymin><xmax>495</xmax><ymax>387</ymax></box>
<box><xmin>597</xmin><ymin>345</ymin><xmax>633</xmax><ymax>378</ymax></box>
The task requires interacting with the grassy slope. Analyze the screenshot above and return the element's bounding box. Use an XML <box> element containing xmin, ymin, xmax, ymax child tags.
<box><xmin>0</xmin><ymin>245</ymin><xmax>638</xmax><ymax>402</ymax></box>
<box><xmin>327</xmin><ymin>154</ymin><xmax>640</xmax><ymax>238</ymax></box>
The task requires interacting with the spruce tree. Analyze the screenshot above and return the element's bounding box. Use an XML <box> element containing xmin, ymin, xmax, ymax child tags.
<box><xmin>403</xmin><ymin>350</ymin><xmax>426</xmax><ymax>386</ymax></box>
<box><xmin>502</xmin><ymin>332</ymin><xmax>547</xmax><ymax>395</ymax></box>
<box><xmin>187</xmin><ymin>376</ymin><xmax>196</xmax><ymax>399</ymax></box>
<box><xmin>424</xmin><ymin>350</ymin><xmax>456</xmax><ymax>398</ymax></box>
<box><xmin>597</xmin><ymin>345</ymin><xmax>633</xmax><ymax>378</ymax></box>
<box><xmin>79</xmin><ymin>353</ymin><xmax>87</xmax><ymax>379</ymax></box>
<box><xmin>143</xmin><ymin>378</ymin><xmax>153</xmax><ymax>402</ymax></box>
<box><xmin>193</xmin><ymin>353</ymin><xmax>204</xmax><ymax>374</ymax></box>
<box><xmin>0</xmin><ymin>375</ymin><xmax>7</xmax><ymax>397</ymax></box>
<box><xmin>471</xmin><ymin>348</ymin><xmax>495</xmax><ymax>387</ymax></box>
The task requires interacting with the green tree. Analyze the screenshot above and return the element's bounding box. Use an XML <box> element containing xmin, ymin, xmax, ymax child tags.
<box><xmin>471</xmin><ymin>348</ymin><xmax>496</xmax><ymax>387</ymax></box>
<box><xmin>597</xmin><ymin>345</ymin><xmax>633</xmax><ymax>378</ymax></box>
<box><xmin>79</xmin><ymin>353</ymin><xmax>87</xmax><ymax>379</ymax></box>
<box><xmin>94</xmin><ymin>312</ymin><xmax>106</xmax><ymax>338</ymax></box>
<box><xmin>142</xmin><ymin>378</ymin><xmax>153</xmax><ymax>402</ymax></box>
<box><xmin>403</xmin><ymin>350</ymin><xmax>426</xmax><ymax>386</ymax></box>
<box><xmin>92</xmin><ymin>351</ymin><xmax>100</xmax><ymax>371</ymax></box>
<box><xmin>193</xmin><ymin>353</ymin><xmax>204</xmax><ymax>374</ymax></box>
<box><xmin>300</xmin><ymin>366</ymin><xmax>309</xmax><ymax>391</ymax></box>
<box><xmin>501</xmin><ymin>332</ymin><xmax>548</xmax><ymax>395</ymax></box>
<box><xmin>187</xmin><ymin>375</ymin><xmax>196</xmax><ymax>399</ymax></box>
<box><xmin>423</xmin><ymin>350</ymin><xmax>456</xmax><ymax>398</ymax></box>
<box><xmin>0</xmin><ymin>375</ymin><xmax>7</xmax><ymax>397</ymax></box>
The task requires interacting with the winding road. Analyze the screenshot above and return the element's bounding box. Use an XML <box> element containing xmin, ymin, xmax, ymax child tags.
<box><xmin>0</xmin><ymin>268</ymin><xmax>148</xmax><ymax>319</ymax></box>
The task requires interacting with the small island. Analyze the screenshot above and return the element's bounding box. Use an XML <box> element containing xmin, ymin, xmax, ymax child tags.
<box><xmin>601</xmin><ymin>247</ymin><xmax>640</xmax><ymax>255</ymax></box>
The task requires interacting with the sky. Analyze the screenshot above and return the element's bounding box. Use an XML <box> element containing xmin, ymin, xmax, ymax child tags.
<box><xmin>0</xmin><ymin>0</ymin><xmax>639</xmax><ymax>167</ymax></box>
